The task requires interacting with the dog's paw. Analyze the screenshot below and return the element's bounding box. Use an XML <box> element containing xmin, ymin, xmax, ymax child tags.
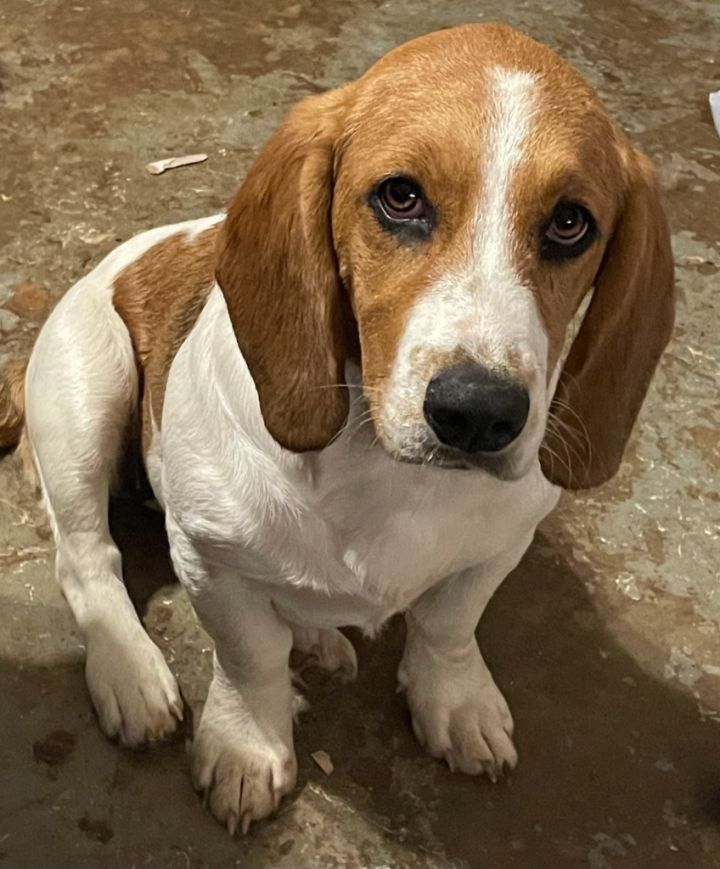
<box><xmin>85</xmin><ymin>622</ymin><xmax>183</xmax><ymax>747</ymax></box>
<box><xmin>192</xmin><ymin>709</ymin><xmax>297</xmax><ymax>834</ymax></box>
<box><xmin>291</xmin><ymin>626</ymin><xmax>358</xmax><ymax>680</ymax></box>
<box><xmin>399</xmin><ymin>650</ymin><xmax>516</xmax><ymax>779</ymax></box>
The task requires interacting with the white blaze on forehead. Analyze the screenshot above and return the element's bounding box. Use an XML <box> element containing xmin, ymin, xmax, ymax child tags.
<box><xmin>379</xmin><ymin>65</ymin><xmax>549</xmax><ymax>458</ymax></box>
<box><xmin>474</xmin><ymin>67</ymin><xmax>537</xmax><ymax>286</ymax></box>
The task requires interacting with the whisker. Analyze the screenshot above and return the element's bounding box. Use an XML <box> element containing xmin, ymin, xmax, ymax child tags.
<box><xmin>328</xmin><ymin>408</ymin><xmax>376</xmax><ymax>446</ymax></box>
<box><xmin>545</xmin><ymin>407</ymin><xmax>596</xmax><ymax>482</ymax></box>
<box><xmin>551</xmin><ymin>397</ymin><xmax>593</xmax><ymax>470</ymax></box>
<box><xmin>549</xmin><ymin>401</ymin><xmax>592</xmax><ymax>476</ymax></box>
<box><xmin>548</xmin><ymin>412</ymin><xmax>587</xmax><ymax>461</ymax></box>
<box><xmin>545</xmin><ymin>416</ymin><xmax>574</xmax><ymax>480</ymax></box>
<box><xmin>540</xmin><ymin>439</ymin><xmax>570</xmax><ymax>478</ymax></box>
<box><xmin>310</xmin><ymin>383</ymin><xmax>384</xmax><ymax>397</ymax></box>
<box><xmin>556</xmin><ymin>422</ymin><xmax>574</xmax><ymax>481</ymax></box>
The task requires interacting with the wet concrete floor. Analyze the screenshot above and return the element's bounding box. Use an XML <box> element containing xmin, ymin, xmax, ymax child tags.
<box><xmin>1</xmin><ymin>0</ymin><xmax>719</xmax><ymax>866</ymax></box>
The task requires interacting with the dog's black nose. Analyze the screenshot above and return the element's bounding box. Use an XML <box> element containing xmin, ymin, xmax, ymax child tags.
<box><xmin>423</xmin><ymin>362</ymin><xmax>530</xmax><ymax>453</ymax></box>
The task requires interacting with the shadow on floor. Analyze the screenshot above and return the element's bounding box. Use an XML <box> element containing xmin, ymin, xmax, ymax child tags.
<box><xmin>1</xmin><ymin>495</ymin><xmax>719</xmax><ymax>868</ymax></box>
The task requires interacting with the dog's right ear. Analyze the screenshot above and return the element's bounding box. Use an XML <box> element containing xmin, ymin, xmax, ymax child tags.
<box><xmin>215</xmin><ymin>87</ymin><xmax>356</xmax><ymax>452</ymax></box>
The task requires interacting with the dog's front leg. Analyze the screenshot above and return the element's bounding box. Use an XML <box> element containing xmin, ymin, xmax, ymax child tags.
<box><xmin>398</xmin><ymin>533</ymin><xmax>534</xmax><ymax>780</ymax></box>
<box><xmin>173</xmin><ymin>540</ymin><xmax>297</xmax><ymax>835</ymax></box>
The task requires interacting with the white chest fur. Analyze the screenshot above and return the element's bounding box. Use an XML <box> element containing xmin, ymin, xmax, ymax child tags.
<box><xmin>155</xmin><ymin>287</ymin><xmax>559</xmax><ymax>630</ymax></box>
<box><xmin>315</xmin><ymin>415</ymin><xmax>557</xmax><ymax>611</ymax></box>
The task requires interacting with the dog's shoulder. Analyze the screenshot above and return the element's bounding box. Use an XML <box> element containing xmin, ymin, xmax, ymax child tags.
<box><xmin>112</xmin><ymin>215</ymin><xmax>223</xmax><ymax>451</ymax></box>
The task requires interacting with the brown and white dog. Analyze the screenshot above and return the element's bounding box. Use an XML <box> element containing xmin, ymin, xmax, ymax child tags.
<box><xmin>0</xmin><ymin>24</ymin><xmax>674</xmax><ymax>833</ymax></box>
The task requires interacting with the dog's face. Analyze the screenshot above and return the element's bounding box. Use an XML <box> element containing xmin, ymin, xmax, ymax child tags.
<box><xmin>217</xmin><ymin>24</ymin><xmax>674</xmax><ymax>489</ymax></box>
<box><xmin>332</xmin><ymin>51</ymin><xmax>618</xmax><ymax>481</ymax></box>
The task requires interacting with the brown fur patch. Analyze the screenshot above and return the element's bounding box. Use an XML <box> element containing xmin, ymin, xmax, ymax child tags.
<box><xmin>215</xmin><ymin>89</ymin><xmax>357</xmax><ymax>452</ymax></box>
<box><xmin>113</xmin><ymin>225</ymin><xmax>219</xmax><ymax>455</ymax></box>
<box><xmin>0</xmin><ymin>359</ymin><xmax>27</xmax><ymax>448</ymax></box>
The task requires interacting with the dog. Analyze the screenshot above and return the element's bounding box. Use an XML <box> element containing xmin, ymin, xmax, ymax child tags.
<box><xmin>0</xmin><ymin>23</ymin><xmax>674</xmax><ymax>834</ymax></box>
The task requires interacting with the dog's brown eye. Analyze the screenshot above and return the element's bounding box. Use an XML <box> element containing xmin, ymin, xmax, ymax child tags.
<box><xmin>541</xmin><ymin>200</ymin><xmax>597</xmax><ymax>262</ymax></box>
<box><xmin>378</xmin><ymin>177</ymin><xmax>426</xmax><ymax>220</ymax></box>
<box><xmin>546</xmin><ymin>202</ymin><xmax>589</xmax><ymax>245</ymax></box>
<box><xmin>370</xmin><ymin>175</ymin><xmax>435</xmax><ymax>242</ymax></box>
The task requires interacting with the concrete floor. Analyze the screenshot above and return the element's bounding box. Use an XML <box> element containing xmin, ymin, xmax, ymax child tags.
<box><xmin>1</xmin><ymin>0</ymin><xmax>719</xmax><ymax>866</ymax></box>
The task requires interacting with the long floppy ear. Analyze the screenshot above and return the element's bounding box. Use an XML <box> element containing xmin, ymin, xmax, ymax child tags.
<box><xmin>543</xmin><ymin>149</ymin><xmax>675</xmax><ymax>489</ymax></box>
<box><xmin>215</xmin><ymin>88</ymin><xmax>355</xmax><ymax>451</ymax></box>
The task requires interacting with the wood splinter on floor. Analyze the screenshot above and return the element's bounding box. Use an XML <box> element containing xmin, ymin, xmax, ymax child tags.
<box><xmin>311</xmin><ymin>750</ymin><xmax>334</xmax><ymax>775</ymax></box>
<box><xmin>145</xmin><ymin>153</ymin><xmax>208</xmax><ymax>175</ymax></box>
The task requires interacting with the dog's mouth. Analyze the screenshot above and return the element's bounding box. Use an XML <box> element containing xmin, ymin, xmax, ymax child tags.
<box><xmin>390</xmin><ymin>441</ymin><xmax>530</xmax><ymax>480</ymax></box>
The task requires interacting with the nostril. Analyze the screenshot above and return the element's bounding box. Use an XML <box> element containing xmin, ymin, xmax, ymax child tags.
<box><xmin>479</xmin><ymin>416</ymin><xmax>525</xmax><ymax>452</ymax></box>
<box><xmin>490</xmin><ymin>420</ymin><xmax>514</xmax><ymax>440</ymax></box>
<box><xmin>429</xmin><ymin>407</ymin><xmax>467</xmax><ymax>431</ymax></box>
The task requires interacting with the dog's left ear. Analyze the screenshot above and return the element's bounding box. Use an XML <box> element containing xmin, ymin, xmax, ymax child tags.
<box><xmin>215</xmin><ymin>87</ymin><xmax>356</xmax><ymax>451</ymax></box>
<box><xmin>542</xmin><ymin>148</ymin><xmax>675</xmax><ymax>489</ymax></box>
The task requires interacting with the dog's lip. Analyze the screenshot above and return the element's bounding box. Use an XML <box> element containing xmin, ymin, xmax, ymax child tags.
<box><xmin>387</xmin><ymin>441</ymin><xmax>528</xmax><ymax>480</ymax></box>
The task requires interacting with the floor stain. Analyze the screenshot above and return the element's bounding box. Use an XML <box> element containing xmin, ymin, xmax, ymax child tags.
<box><xmin>77</xmin><ymin>815</ymin><xmax>115</xmax><ymax>845</ymax></box>
<box><xmin>32</xmin><ymin>729</ymin><xmax>77</xmax><ymax>771</ymax></box>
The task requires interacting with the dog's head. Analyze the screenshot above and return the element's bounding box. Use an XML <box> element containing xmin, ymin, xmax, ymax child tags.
<box><xmin>216</xmin><ymin>23</ymin><xmax>674</xmax><ymax>488</ymax></box>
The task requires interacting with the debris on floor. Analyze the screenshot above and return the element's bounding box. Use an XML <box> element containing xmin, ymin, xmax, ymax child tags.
<box><xmin>145</xmin><ymin>153</ymin><xmax>208</xmax><ymax>175</ymax></box>
<box><xmin>311</xmin><ymin>750</ymin><xmax>334</xmax><ymax>776</ymax></box>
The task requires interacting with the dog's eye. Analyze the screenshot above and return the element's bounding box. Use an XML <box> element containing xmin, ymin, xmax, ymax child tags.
<box><xmin>369</xmin><ymin>175</ymin><xmax>435</xmax><ymax>242</ymax></box>
<box><xmin>547</xmin><ymin>203</ymin><xmax>588</xmax><ymax>244</ymax></box>
<box><xmin>377</xmin><ymin>177</ymin><xmax>426</xmax><ymax>221</ymax></box>
<box><xmin>542</xmin><ymin>201</ymin><xmax>596</xmax><ymax>261</ymax></box>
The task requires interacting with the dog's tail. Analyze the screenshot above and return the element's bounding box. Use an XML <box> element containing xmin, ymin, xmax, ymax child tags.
<box><xmin>0</xmin><ymin>359</ymin><xmax>28</xmax><ymax>449</ymax></box>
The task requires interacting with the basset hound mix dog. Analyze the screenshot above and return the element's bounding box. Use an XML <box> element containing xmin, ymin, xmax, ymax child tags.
<box><xmin>0</xmin><ymin>23</ymin><xmax>674</xmax><ymax>833</ymax></box>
